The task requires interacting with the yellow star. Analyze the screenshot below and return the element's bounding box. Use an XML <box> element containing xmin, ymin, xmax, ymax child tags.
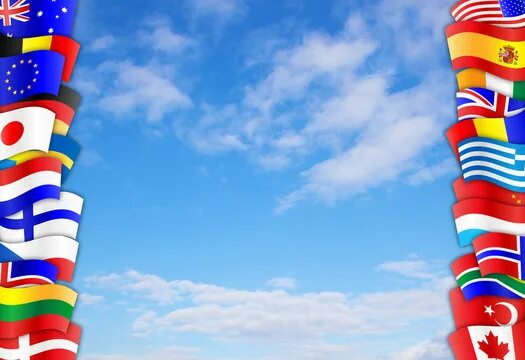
<box><xmin>26</xmin><ymin>85</ymin><xmax>30</xmax><ymax>89</ymax></box>
<box><xmin>27</xmin><ymin>59</ymin><xmax>32</xmax><ymax>64</ymax></box>
<box><xmin>4</xmin><ymin>79</ymin><xmax>8</xmax><ymax>84</ymax></box>
<box><xmin>7</xmin><ymin>87</ymin><xmax>11</xmax><ymax>91</ymax></box>
<box><xmin>13</xmin><ymin>90</ymin><xmax>17</xmax><ymax>95</ymax></box>
<box><xmin>19</xmin><ymin>60</ymin><xmax>24</xmax><ymax>64</ymax></box>
<box><xmin>513</xmin><ymin>194</ymin><xmax>517</xmax><ymax>199</ymax></box>
<box><xmin>11</xmin><ymin>64</ymin><xmax>16</xmax><ymax>69</ymax></box>
<box><xmin>6</xmin><ymin>71</ymin><xmax>10</xmax><ymax>76</ymax></box>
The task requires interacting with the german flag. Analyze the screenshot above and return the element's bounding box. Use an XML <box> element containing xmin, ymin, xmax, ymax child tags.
<box><xmin>0</xmin><ymin>34</ymin><xmax>79</xmax><ymax>82</ymax></box>
<box><xmin>0</xmin><ymin>86</ymin><xmax>80</xmax><ymax>135</ymax></box>
<box><xmin>447</xmin><ymin>21</ymin><xmax>525</xmax><ymax>81</ymax></box>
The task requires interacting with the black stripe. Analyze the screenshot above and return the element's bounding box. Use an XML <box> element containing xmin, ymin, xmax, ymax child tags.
<box><xmin>0</xmin><ymin>34</ymin><xmax>23</xmax><ymax>57</ymax></box>
<box><xmin>21</xmin><ymin>85</ymin><xmax>81</xmax><ymax>110</ymax></box>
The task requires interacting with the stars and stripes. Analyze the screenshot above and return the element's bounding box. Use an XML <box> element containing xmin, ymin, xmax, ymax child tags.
<box><xmin>452</xmin><ymin>0</ymin><xmax>525</xmax><ymax>28</ymax></box>
<box><xmin>457</xmin><ymin>88</ymin><xmax>525</xmax><ymax>120</ymax></box>
<box><xmin>0</xmin><ymin>0</ymin><xmax>29</xmax><ymax>27</ymax></box>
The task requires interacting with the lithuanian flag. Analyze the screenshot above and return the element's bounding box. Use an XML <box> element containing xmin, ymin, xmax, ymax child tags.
<box><xmin>0</xmin><ymin>284</ymin><xmax>77</xmax><ymax>338</ymax></box>
<box><xmin>447</xmin><ymin>21</ymin><xmax>525</xmax><ymax>81</ymax></box>
<box><xmin>0</xmin><ymin>34</ymin><xmax>79</xmax><ymax>82</ymax></box>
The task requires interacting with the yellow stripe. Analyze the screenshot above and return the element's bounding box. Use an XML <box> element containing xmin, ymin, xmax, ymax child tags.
<box><xmin>448</xmin><ymin>32</ymin><xmax>525</xmax><ymax>68</ymax></box>
<box><xmin>21</xmin><ymin>36</ymin><xmax>52</xmax><ymax>53</ymax></box>
<box><xmin>456</xmin><ymin>69</ymin><xmax>487</xmax><ymax>90</ymax></box>
<box><xmin>473</xmin><ymin>118</ymin><xmax>509</xmax><ymax>142</ymax></box>
<box><xmin>9</xmin><ymin>151</ymin><xmax>73</xmax><ymax>169</ymax></box>
<box><xmin>0</xmin><ymin>284</ymin><xmax>76</xmax><ymax>305</ymax></box>
<box><xmin>53</xmin><ymin>120</ymin><xmax>70</xmax><ymax>136</ymax></box>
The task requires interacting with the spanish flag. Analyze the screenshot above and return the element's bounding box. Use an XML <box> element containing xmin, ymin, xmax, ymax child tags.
<box><xmin>446</xmin><ymin>114</ymin><xmax>525</xmax><ymax>158</ymax></box>
<box><xmin>0</xmin><ymin>34</ymin><xmax>79</xmax><ymax>82</ymax></box>
<box><xmin>447</xmin><ymin>21</ymin><xmax>525</xmax><ymax>81</ymax></box>
<box><xmin>457</xmin><ymin>68</ymin><xmax>525</xmax><ymax>100</ymax></box>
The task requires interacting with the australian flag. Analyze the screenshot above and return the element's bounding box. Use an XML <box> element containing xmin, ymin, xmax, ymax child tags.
<box><xmin>500</xmin><ymin>0</ymin><xmax>525</xmax><ymax>18</ymax></box>
<box><xmin>0</xmin><ymin>50</ymin><xmax>63</xmax><ymax>105</ymax></box>
<box><xmin>0</xmin><ymin>0</ymin><xmax>76</xmax><ymax>38</ymax></box>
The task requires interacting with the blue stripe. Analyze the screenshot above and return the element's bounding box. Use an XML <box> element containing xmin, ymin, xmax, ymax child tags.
<box><xmin>458</xmin><ymin>229</ymin><xmax>487</xmax><ymax>247</ymax></box>
<box><xmin>0</xmin><ymin>185</ymin><xmax>60</xmax><ymax>218</ymax></box>
<box><xmin>10</xmin><ymin>260</ymin><xmax>58</xmax><ymax>283</ymax></box>
<box><xmin>458</xmin><ymin>146</ymin><xmax>516</xmax><ymax>162</ymax></box>
<box><xmin>477</xmin><ymin>249</ymin><xmax>523</xmax><ymax>261</ymax></box>
<box><xmin>0</xmin><ymin>245</ymin><xmax>23</xmax><ymax>262</ymax></box>
<box><xmin>462</xmin><ymin>280</ymin><xmax>525</xmax><ymax>300</ymax></box>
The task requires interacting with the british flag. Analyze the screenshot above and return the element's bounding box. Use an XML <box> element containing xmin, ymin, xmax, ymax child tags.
<box><xmin>474</xmin><ymin>233</ymin><xmax>525</xmax><ymax>280</ymax></box>
<box><xmin>0</xmin><ymin>0</ymin><xmax>29</xmax><ymax>27</ymax></box>
<box><xmin>0</xmin><ymin>260</ymin><xmax>57</xmax><ymax>288</ymax></box>
<box><xmin>457</xmin><ymin>87</ymin><xmax>525</xmax><ymax>121</ymax></box>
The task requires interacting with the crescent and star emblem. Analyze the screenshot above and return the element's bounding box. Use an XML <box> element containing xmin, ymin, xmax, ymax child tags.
<box><xmin>484</xmin><ymin>302</ymin><xmax>519</xmax><ymax>326</ymax></box>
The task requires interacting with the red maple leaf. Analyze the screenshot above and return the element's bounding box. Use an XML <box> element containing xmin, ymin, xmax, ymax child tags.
<box><xmin>478</xmin><ymin>331</ymin><xmax>511</xmax><ymax>360</ymax></box>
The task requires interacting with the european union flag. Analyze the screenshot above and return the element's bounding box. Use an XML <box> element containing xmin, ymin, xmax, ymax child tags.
<box><xmin>0</xmin><ymin>50</ymin><xmax>63</xmax><ymax>105</ymax></box>
<box><xmin>0</xmin><ymin>0</ymin><xmax>76</xmax><ymax>38</ymax></box>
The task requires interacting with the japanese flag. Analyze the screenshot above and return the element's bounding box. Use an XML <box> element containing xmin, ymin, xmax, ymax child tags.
<box><xmin>0</xmin><ymin>107</ymin><xmax>54</xmax><ymax>161</ymax></box>
<box><xmin>449</xmin><ymin>323</ymin><xmax>525</xmax><ymax>359</ymax></box>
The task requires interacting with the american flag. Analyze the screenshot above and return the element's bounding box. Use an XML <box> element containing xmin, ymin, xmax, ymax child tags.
<box><xmin>457</xmin><ymin>87</ymin><xmax>525</xmax><ymax>120</ymax></box>
<box><xmin>452</xmin><ymin>0</ymin><xmax>525</xmax><ymax>27</ymax></box>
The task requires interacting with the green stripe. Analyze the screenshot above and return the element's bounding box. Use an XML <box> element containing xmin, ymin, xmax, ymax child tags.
<box><xmin>514</xmin><ymin>81</ymin><xmax>525</xmax><ymax>100</ymax></box>
<box><xmin>0</xmin><ymin>300</ymin><xmax>73</xmax><ymax>322</ymax></box>
<box><xmin>457</xmin><ymin>269</ymin><xmax>482</xmax><ymax>287</ymax></box>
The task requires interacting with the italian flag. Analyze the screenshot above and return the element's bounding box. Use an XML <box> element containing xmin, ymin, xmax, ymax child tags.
<box><xmin>450</xmin><ymin>323</ymin><xmax>525</xmax><ymax>359</ymax></box>
<box><xmin>457</xmin><ymin>69</ymin><xmax>525</xmax><ymax>100</ymax></box>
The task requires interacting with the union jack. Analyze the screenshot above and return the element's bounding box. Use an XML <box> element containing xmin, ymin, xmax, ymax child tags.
<box><xmin>0</xmin><ymin>260</ymin><xmax>57</xmax><ymax>288</ymax></box>
<box><xmin>474</xmin><ymin>233</ymin><xmax>525</xmax><ymax>280</ymax></box>
<box><xmin>457</xmin><ymin>87</ymin><xmax>525</xmax><ymax>121</ymax></box>
<box><xmin>452</xmin><ymin>0</ymin><xmax>525</xmax><ymax>28</ymax></box>
<box><xmin>0</xmin><ymin>0</ymin><xmax>29</xmax><ymax>27</ymax></box>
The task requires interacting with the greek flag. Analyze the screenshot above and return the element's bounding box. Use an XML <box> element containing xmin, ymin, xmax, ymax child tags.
<box><xmin>459</xmin><ymin>137</ymin><xmax>525</xmax><ymax>191</ymax></box>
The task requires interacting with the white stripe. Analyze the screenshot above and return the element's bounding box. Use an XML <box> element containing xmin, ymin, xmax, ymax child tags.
<box><xmin>464</xmin><ymin>170</ymin><xmax>525</xmax><ymax>187</ymax></box>
<box><xmin>29</xmin><ymin>339</ymin><xmax>78</xmax><ymax>356</ymax></box>
<box><xmin>456</xmin><ymin>267</ymin><xmax>479</xmax><ymax>280</ymax></box>
<box><xmin>7</xmin><ymin>192</ymin><xmax>83</xmax><ymax>219</ymax></box>
<box><xmin>458</xmin><ymin>140</ymin><xmax>516</xmax><ymax>154</ymax></box>
<box><xmin>0</xmin><ymin>338</ymin><xmax>77</xmax><ymax>359</ymax></box>
<box><xmin>457</xmin><ymin>93</ymin><xmax>495</xmax><ymax>110</ymax></box>
<box><xmin>0</xmin><ymin>171</ymin><xmax>60</xmax><ymax>202</ymax></box>
<box><xmin>477</xmin><ymin>246</ymin><xmax>520</xmax><ymax>257</ymax></box>
<box><xmin>456</xmin><ymin>214</ymin><xmax>525</xmax><ymax>234</ymax></box>
<box><xmin>460</xmin><ymin>151</ymin><xmax>515</xmax><ymax>165</ymax></box>
<box><xmin>462</xmin><ymin>161</ymin><xmax>525</xmax><ymax>177</ymax></box>
<box><xmin>18</xmin><ymin>334</ymin><xmax>29</xmax><ymax>360</ymax></box>
<box><xmin>461</xmin><ymin>9</ymin><xmax>504</xmax><ymax>21</ymax></box>
<box><xmin>453</xmin><ymin>2</ymin><xmax>500</xmax><ymax>19</ymax></box>
<box><xmin>34</xmin><ymin>219</ymin><xmax>80</xmax><ymax>241</ymax></box>
<box><xmin>486</xmin><ymin>72</ymin><xmax>514</xmax><ymax>97</ymax></box>
<box><xmin>2</xmin><ymin>235</ymin><xmax>79</xmax><ymax>262</ymax></box>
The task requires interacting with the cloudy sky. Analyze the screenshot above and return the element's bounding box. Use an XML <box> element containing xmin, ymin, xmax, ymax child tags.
<box><xmin>65</xmin><ymin>0</ymin><xmax>463</xmax><ymax>359</ymax></box>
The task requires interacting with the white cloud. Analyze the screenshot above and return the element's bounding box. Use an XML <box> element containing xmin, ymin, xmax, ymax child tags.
<box><xmin>87</xmin><ymin>35</ymin><xmax>117</xmax><ymax>52</ymax></box>
<box><xmin>82</xmin><ymin>346</ymin><xmax>207</xmax><ymax>360</ymax></box>
<box><xmin>391</xmin><ymin>337</ymin><xmax>451</xmax><ymax>360</ymax></box>
<box><xmin>79</xmin><ymin>293</ymin><xmax>104</xmax><ymax>306</ymax></box>
<box><xmin>138</xmin><ymin>19</ymin><xmax>194</xmax><ymax>54</ymax></box>
<box><xmin>266</xmin><ymin>277</ymin><xmax>297</xmax><ymax>289</ymax></box>
<box><xmin>184</xmin><ymin>0</ymin><xmax>246</xmax><ymax>22</ymax></box>
<box><xmin>407</xmin><ymin>158</ymin><xmax>458</xmax><ymax>186</ymax></box>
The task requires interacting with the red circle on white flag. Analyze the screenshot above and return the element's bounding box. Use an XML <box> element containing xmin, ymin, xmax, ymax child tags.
<box><xmin>1</xmin><ymin>121</ymin><xmax>24</xmax><ymax>146</ymax></box>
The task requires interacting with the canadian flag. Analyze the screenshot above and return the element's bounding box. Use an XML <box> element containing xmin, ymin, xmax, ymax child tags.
<box><xmin>449</xmin><ymin>322</ymin><xmax>525</xmax><ymax>359</ymax></box>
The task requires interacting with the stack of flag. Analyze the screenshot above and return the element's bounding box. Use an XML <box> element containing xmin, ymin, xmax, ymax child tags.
<box><xmin>445</xmin><ymin>0</ymin><xmax>525</xmax><ymax>358</ymax></box>
<box><xmin>0</xmin><ymin>0</ymin><xmax>85</xmax><ymax>358</ymax></box>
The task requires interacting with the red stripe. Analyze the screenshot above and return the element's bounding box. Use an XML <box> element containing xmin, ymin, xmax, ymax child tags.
<box><xmin>474</xmin><ymin>232</ymin><xmax>519</xmax><ymax>251</ymax></box>
<box><xmin>0</xmin><ymin>101</ymin><xmax>73</xmax><ymax>126</ymax></box>
<box><xmin>446</xmin><ymin>20</ymin><xmax>525</xmax><ymax>40</ymax></box>
<box><xmin>451</xmin><ymin>57</ymin><xmax>525</xmax><ymax>81</ymax></box>
<box><xmin>451</xmin><ymin>0</ymin><xmax>500</xmax><ymax>17</ymax></box>
<box><xmin>479</xmin><ymin>258</ymin><xmax>520</xmax><ymax>278</ymax></box>
<box><xmin>0</xmin><ymin>314</ymin><xmax>69</xmax><ymax>339</ymax></box>
<box><xmin>30</xmin><ymin>323</ymin><xmax>81</xmax><ymax>344</ymax></box>
<box><xmin>447</xmin><ymin>120</ymin><xmax>477</xmax><ymax>158</ymax></box>
<box><xmin>45</xmin><ymin>258</ymin><xmax>75</xmax><ymax>283</ymax></box>
<box><xmin>457</xmin><ymin>105</ymin><xmax>501</xmax><ymax>119</ymax></box>
<box><xmin>449</xmin><ymin>327</ymin><xmax>478</xmax><ymax>360</ymax></box>
<box><xmin>0</xmin><ymin>157</ymin><xmax>61</xmax><ymax>186</ymax></box>
<box><xmin>49</xmin><ymin>36</ymin><xmax>79</xmax><ymax>83</ymax></box>
<box><xmin>31</xmin><ymin>349</ymin><xmax>77</xmax><ymax>360</ymax></box>
<box><xmin>454</xmin><ymin>198</ymin><xmax>525</xmax><ymax>222</ymax></box>
<box><xmin>453</xmin><ymin>178</ymin><xmax>525</xmax><ymax>205</ymax></box>
<box><xmin>451</xmin><ymin>253</ymin><xmax>479</xmax><ymax>277</ymax></box>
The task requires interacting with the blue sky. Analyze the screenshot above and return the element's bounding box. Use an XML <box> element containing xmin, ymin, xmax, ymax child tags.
<box><xmin>63</xmin><ymin>0</ymin><xmax>463</xmax><ymax>359</ymax></box>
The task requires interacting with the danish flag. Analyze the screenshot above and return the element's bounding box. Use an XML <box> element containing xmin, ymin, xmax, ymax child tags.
<box><xmin>0</xmin><ymin>0</ymin><xmax>29</xmax><ymax>27</ymax></box>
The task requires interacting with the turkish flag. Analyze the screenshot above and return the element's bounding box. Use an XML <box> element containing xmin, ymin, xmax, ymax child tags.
<box><xmin>450</xmin><ymin>322</ymin><xmax>525</xmax><ymax>359</ymax></box>
<box><xmin>450</xmin><ymin>288</ymin><xmax>525</xmax><ymax>328</ymax></box>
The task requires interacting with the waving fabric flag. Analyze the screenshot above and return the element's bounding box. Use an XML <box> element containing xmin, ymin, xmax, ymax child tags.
<box><xmin>447</xmin><ymin>116</ymin><xmax>525</xmax><ymax>159</ymax></box>
<box><xmin>0</xmin><ymin>0</ymin><xmax>77</xmax><ymax>38</ymax></box>
<box><xmin>457</xmin><ymin>68</ymin><xmax>525</xmax><ymax>100</ymax></box>
<box><xmin>0</xmin><ymin>260</ymin><xmax>56</xmax><ymax>287</ymax></box>
<box><xmin>457</xmin><ymin>137</ymin><xmax>525</xmax><ymax>192</ymax></box>
<box><xmin>474</xmin><ymin>233</ymin><xmax>525</xmax><ymax>279</ymax></box>
<box><xmin>0</xmin><ymin>235</ymin><xmax>78</xmax><ymax>282</ymax></box>
<box><xmin>0</xmin><ymin>157</ymin><xmax>61</xmax><ymax>217</ymax></box>
<box><xmin>451</xmin><ymin>0</ymin><xmax>525</xmax><ymax>28</ymax></box>
<box><xmin>449</xmin><ymin>322</ymin><xmax>525</xmax><ymax>360</ymax></box>
<box><xmin>0</xmin><ymin>191</ymin><xmax>82</xmax><ymax>242</ymax></box>
<box><xmin>447</xmin><ymin>21</ymin><xmax>525</xmax><ymax>81</ymax></box>
<box><xmin>454</xmin><ymin>198</ymin><xmax>525</xmax><ymax>246</ymax></box>
<box><xmin>0</xmin><ymin>284</ymin><xmax>76</xmax><ymax>338</ymax></box>
<box><xmin>453</xmin><ymin>177</ymin><xmax>525</xmax><ymax>205</ymax></box>
<box><xmin>0</xmin><ymin>323</ymin><xmax>81</xmax><ymax>360</ymax></box>
<box><xmin>457</xmin><ymin>88</ymin><xmax>525</xmax><ymax>120</ymax></box>
<box><xmin>452</xmin><ymin>253</ymin><xmax>525</xmax><ymax>299</ymax></box>
<box><xmin>450</xmin><ymin>287</ymin><xmax>525</xmax><ymax>328</ymax></box>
